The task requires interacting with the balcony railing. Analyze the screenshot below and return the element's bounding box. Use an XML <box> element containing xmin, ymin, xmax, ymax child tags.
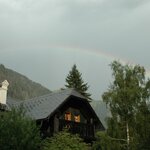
<box><xmin>59</xmin><ymin>119</ymin><xmax>95</xmax><ymax>140</ymax></box>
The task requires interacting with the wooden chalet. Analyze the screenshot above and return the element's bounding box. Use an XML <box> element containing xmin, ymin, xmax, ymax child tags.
<box><xmin>0</xmin><ymin>81</ymin><xmax>104</xmax><ymax>142</ymax></box>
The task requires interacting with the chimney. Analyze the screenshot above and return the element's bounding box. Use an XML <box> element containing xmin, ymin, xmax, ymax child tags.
<box><xmin>0</xmin><ymin>80</ymin><xmax>9</xmax><ymax>104</ymax></box>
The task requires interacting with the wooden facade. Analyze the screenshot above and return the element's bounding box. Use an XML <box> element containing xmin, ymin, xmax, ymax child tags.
<box><xmin>4</xmin><ymin>88</ymin><xmax>104</xmax><ymax>142</ymax></box>
<box><xmin>38</xmin><ymin>95</ymin><xmax>104</xmax><ymax>142</ymax></box>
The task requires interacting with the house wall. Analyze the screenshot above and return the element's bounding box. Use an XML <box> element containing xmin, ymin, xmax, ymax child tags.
<box><xmin>58</xmin><ymin>97</ymin><xmax>96</xmax><ymax>124</ymax></box>
<box><xmin>61</xmin><ymin>107</ymin><xmax>86</xmax><ymax>123</ymax></box>
<box><xmin>37</xmin><ymin>96</ymin><xmax>104</xmax><ymax>141</ymax></box>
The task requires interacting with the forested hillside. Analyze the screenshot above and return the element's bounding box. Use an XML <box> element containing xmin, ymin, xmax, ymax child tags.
<box><xmin>0</xmin><ymin>64</ymin><xmax>51</xmax><ymax>100</ymax></box>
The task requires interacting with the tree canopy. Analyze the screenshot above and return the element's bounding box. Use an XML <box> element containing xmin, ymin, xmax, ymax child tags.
<box><xmin>65</xmin><ymin>64</ymin><xmax>91</xmax><ymax>101</ymax></box>
<box><xmin>94</xmin><ymin>61</ymin><xmax>150</xmax><ymax>150</ymax></box>
<box><xmin>42</xmin><ymin>129</ymin><xmax>88</xmax><ymax>150</ymax></box>
<box><xmin>0</xmin><ymin>108</ymin><xmax>41</xmax><ymax>150</ymax></box>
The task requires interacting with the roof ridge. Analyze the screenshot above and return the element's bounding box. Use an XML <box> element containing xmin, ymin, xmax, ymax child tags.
<box><xmin>7</xmin><ymin>88</ymin><xmax>77</xmax><ymax>104</ymax></box>
<box><xmin>22</xmin><ymin>88</ymin><xmax>73</xmax><ymax>102</ymax></box>
<box><xmin>23</xmin><ymin>92</ymin><xmax>53</xmax><ymax>102</ymax></box>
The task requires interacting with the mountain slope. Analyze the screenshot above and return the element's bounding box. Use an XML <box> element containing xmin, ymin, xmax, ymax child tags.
<box><xmin>0</xmin><ymin>64</ymin><xmax>51</xmax><ymax>100</ymax></box>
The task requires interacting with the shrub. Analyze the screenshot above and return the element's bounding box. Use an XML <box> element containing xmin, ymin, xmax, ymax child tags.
<box><xmin>42</xmin><ymin>129</ymin><xmax>88</xmax><ymax>150</ymax></box>
<box><xmin>0</xmin><ymin>108</ymin><xmax>41</xmax><ymax>150</ymax></box>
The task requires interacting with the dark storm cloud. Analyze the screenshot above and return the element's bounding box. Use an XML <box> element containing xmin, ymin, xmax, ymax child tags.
<box><xmin>0</xmin><ymin>0</ymin><xmax>150</xmax><ymax>99</ymax></box>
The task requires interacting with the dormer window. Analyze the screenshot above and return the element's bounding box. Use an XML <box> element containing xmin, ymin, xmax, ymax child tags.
<box><xmin>64</xmin><ymin>108</ymin><xmax>83</xmax><ymax>123</ymax></box>
<box><xmin>65</xmin><ymin>112</ymin><xmax>71</xmax><ymax>121</ymax></box>
<box><xmin>74</xmin><ymin>111</ymin><xmax>80</xmax><ymax>122</ymax></box>
<box><xmin>74</xmin><ymin>115</ymin><xmax>80</xmax><ymax>122</ymax></box>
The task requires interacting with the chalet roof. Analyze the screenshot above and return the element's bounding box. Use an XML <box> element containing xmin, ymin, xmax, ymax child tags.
<box><xmin>6</xmin><ymin>88</ymin><xmax>90</xmax><ymax>120</ymax></box>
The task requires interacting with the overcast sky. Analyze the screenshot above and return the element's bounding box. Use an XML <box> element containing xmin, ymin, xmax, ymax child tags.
<box><xmin>0</xmin><ymin>0</ymin><xmax>150</xmax><ymax>100</ymax></box>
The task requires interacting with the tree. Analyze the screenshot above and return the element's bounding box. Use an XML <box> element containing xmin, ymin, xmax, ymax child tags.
<box><xmin>42</xmin><ymin>129</ymin><xmax>88</xmax><ymax>150</ymax></box>
<box><xmin>0</xmin><ymin>108</ymin><xmax>41</xmax><ymax>150</ymax></box>
<box><xmin>65</xmin><ymin>64</ymin><xmax>91</xmax><ymax>101</ymax></box>
<box><xmin>98</xmin><ymin>61</ymin><xmax>150</xmax><ymax>150</ymax></box>
<box><xmin>135</xmin><ymin>102</ymin><xmax>150</xmax><ymax>150</ymax></box>
<box><xmin>92</xmin><ymin>131</ymin><xmax>122</xmax><ymax>150</ymax></box>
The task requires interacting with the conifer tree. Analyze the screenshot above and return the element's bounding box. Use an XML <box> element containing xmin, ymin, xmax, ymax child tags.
<box><xmin>65</xmin><ymin>64</ymin><xmax>91</xmax><ymax>101</ymax></box>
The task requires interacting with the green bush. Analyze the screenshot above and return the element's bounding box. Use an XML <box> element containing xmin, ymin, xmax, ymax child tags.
<box><xmin>42</xmin><ymin>129</ymin><xmax>88</xmax><ymax>150</ymax></box>
<box><xmin>0</xmin><ymin>108</ymin><xmax>41</xmax><ymax>150</ymax></box>
<box><xmin>92</xmin><ymin>131</ymin><xmax>122</xmax><ymax>150</ymax></box>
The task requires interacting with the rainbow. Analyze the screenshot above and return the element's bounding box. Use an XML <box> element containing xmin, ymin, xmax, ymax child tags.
<box><xmin>47</xmin><ymin>44</ymin><xmax>135</xmax><ymax>63</ymax></box>
<box><xmin>4</xmin><ymin>42</ymin><xmax>150</xmax><ymax>77</ymax></box>
<box><xmin>41</xmin><ymin>44</ymin><xmax>150</xmax><ymax>77</ymax></box>
<box><xmin>48</xmin><ymin>44</ymin><xmax>126</xmax><ymax>62</ymax></box>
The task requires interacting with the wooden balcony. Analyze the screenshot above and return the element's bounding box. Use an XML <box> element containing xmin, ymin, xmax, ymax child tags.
<box><xmin>59</xmin><ymin>119</ymin><xmax>95</xmax><ymax>141</ymax></box>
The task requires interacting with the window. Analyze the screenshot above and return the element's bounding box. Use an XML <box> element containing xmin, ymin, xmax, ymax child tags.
<box><xmin>74</xmin><ymin>115</ymin><xmax>80</xmax><ymax>122</ymax></box>
<box><xmin>65</xmin><ymin>112</ymin><xmax>71</xmax><ymax>121</ymax></box>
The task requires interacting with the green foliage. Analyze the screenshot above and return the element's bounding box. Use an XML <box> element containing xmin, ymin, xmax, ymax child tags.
<box><xmin>0</xmin><ymin>108</ymin><xmax>41</xmax><ymax>150</ymax></box>
<box><xmin>92</xmin><ymin>131</ymin><xmax>122</xmax><ymax>150</ymax></box>
<box><xmin>65</xmin><ymin>64</ymin><xmax>91</xmax><ymax>101</ymax></box>
<box><xmin>42</xmin><ymin>129</ymin><xmax>88</xmax><ymax>150</ymax></box>
<box><xmin>0</xmin><ymin>64</ymin><xmax>51</xmax><ymax>100</ymax></box>
<box><xmin>103</xmin><ymin>61</ymin><xmax>148</xmax><ymax>118</ymax></box>
<box><xmin>99</xmin><ymin>61</ymin><xmax>150</xmax><ymax>150</ymax></box>
<box><xmin>135</xmin><ymin>103</ymin><xmax>150</xmax><ymax>150</ymax></box>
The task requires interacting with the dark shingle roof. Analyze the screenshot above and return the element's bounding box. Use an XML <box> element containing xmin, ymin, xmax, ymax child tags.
<box><xmin>7</xmin><ymin>88</ymin><xmax>87</xmax><ymax>120</ymax></box>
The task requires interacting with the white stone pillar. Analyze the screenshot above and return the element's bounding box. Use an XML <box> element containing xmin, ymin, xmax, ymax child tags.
<box><xmin>0</xmin><ymin>80</ymin><xmax>9</xmax><ymax>104</ymax></box>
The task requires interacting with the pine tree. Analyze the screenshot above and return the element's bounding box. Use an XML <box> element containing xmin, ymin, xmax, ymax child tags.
<box><xmin>65</xmin><ymin>64</ymin><xmax>91</xmax><ymax>101</ymax></box>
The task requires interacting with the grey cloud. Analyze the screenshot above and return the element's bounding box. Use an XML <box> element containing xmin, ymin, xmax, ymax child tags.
<box><xmin>0</xmin><ymin>0</ymin><xmax>150</xmax><ymax>99</ymax></box>
<box><xmin>1</xmin><ymin>0</ymin><xmax>150</xmax><ymax>55</ymax></box>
